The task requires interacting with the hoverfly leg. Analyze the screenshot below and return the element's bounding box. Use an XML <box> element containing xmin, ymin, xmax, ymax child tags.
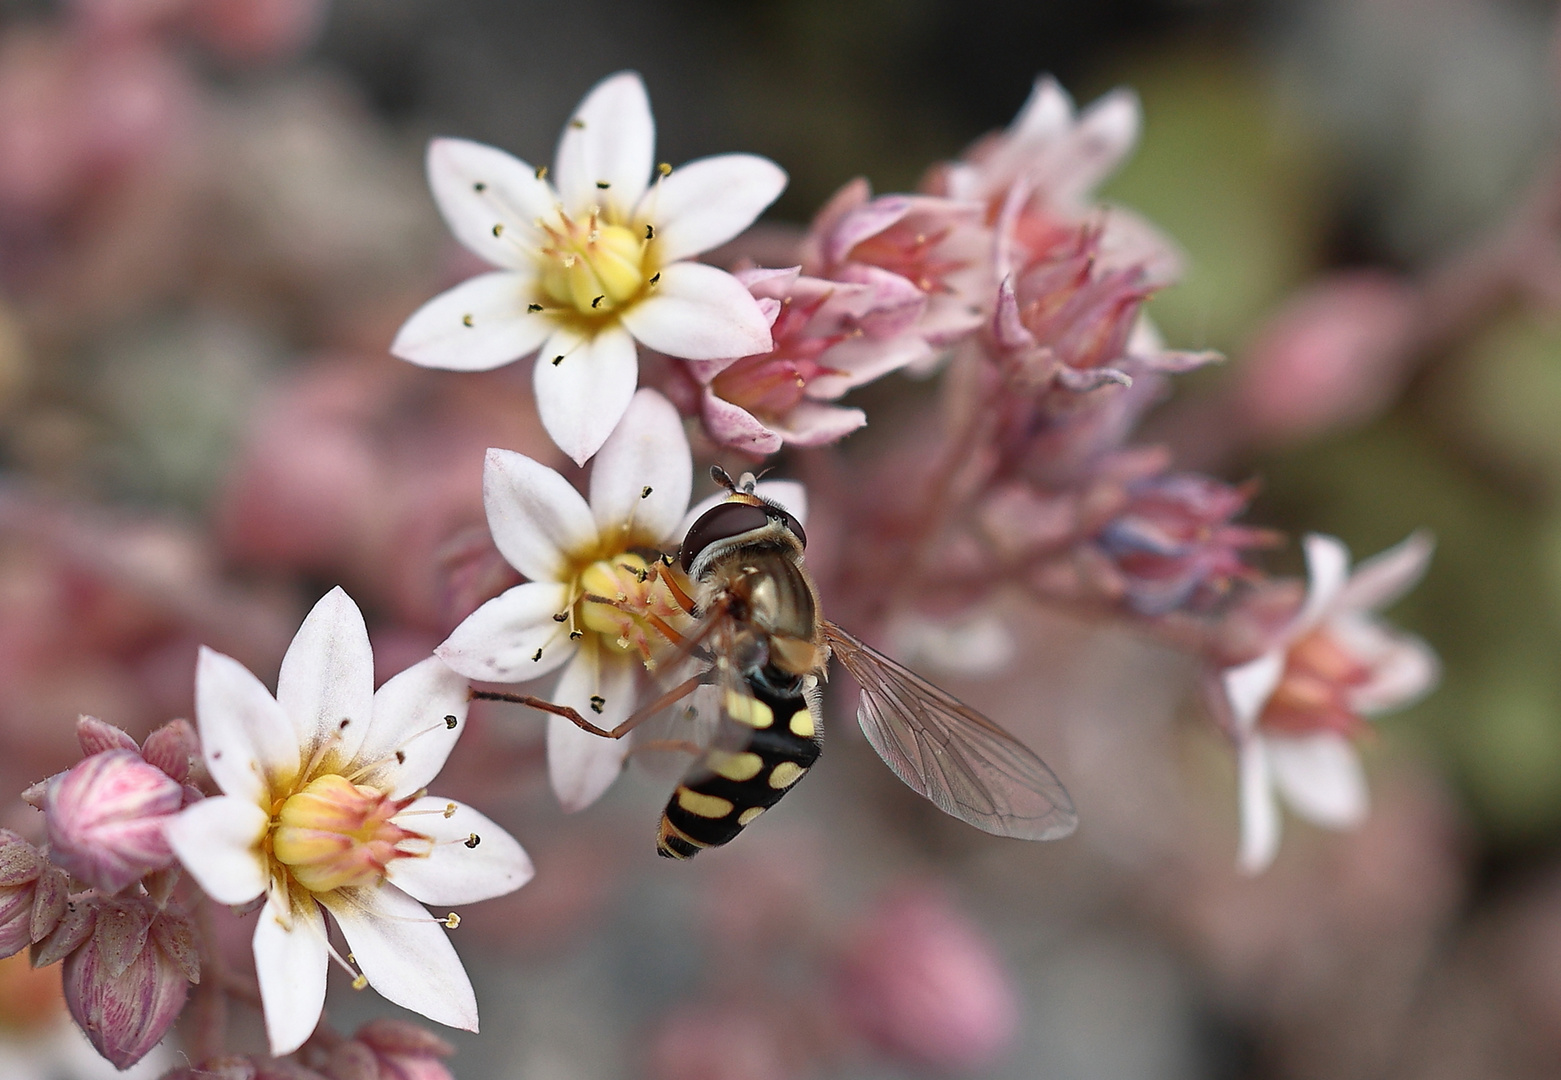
<box><xmin>628</xmin><ymin>738</ymin><xmax>704</xmax><ymax>758</ymax></box>
<box><xmin>467</xmin><ymin>689</ymin><xmax>613</xmax><ymax>738</ymax></box>
<box><xmin>607</xmin><ymin>673</ymin><xmax>704</xmax><ymax>738</ymax></box>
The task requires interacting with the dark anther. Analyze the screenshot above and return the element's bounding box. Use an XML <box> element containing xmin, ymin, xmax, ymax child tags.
<box><xmin>596</xmin><ymin>180</ymin><xmax>610</xmax><ymax>189</ymax></box>
<box><xmin>532</xmin><ymin>648</ymin><xmax>543</xmax><ymax>662</ymax></box>
<box><xmin>591</xmin><ymin>295</ymin><xmax>604</xmax><ymax>308</ymax></box>
<box><xmin>445</xmin><ymin>715</ymin><xmax>459</xmax><ymax>729</ymax></box>
<box><xmin>649</xmin><ymin>272</ymin><xmax>661</xmax><ymax>284</ymax></box>
<box><xmin>589</xmin><ymin>695</ymin><xmax>606</xmax><ymax>714</ymax></box>
<box><xmin>527</xmin><ymin>303</ymin><xmax>543</xmax><ymax>312</ymax></box>
<box><xmin>569</xmin><ymin>630</ymin><xmax>583</xmax><ymax>640</ymax></box>
<box><xmin>465</xmin><ymin>834</ymin><xmax>481</xmax><ymax>848</ymax></box>
<box><xmin>473</xmin><ymin>182</ymin><xmax>487</xmax><ymax>193</ymax></box>
<box><xmin>645</xmin><ymin>225</ymin><xmax>655</xmax><ymax>240</ymax></box>
<box><xmin>552</xmin><ymin>612</ymin><xmax>568</xmax><ymax>622</ymax></box>
<box><xmin>492</xmin><ymin>223</ymin><xmax>504</xmax><ymax>237</ymax></box>
<box><xmin>462</xmin><ymin>314</ymin><xmax>474</xmax><ymax>327</ymax></box>
<box><xmin>570</xmin><ymin>118</ymin><xmax>586</xmax><ymax>129</ymax></box>
<box><xmin>552</xmin><ymin>355</ymin><xmax>565</xmax><ymax>366</ymax></box>
<box><xmin>641</xmin><ymin>486</ymin><xmax>653</xmax><ymax>498</ymax></box>
<box><xmin>395</xmin><ymin>750</ymin><xmax>406</xmax><ymax>763</ymax></box>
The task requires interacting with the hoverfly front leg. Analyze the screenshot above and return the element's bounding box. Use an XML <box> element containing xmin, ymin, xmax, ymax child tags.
<box><xmin>470</xmin><ymin>672</ymin><xmax>704</xmax><ymax>741</ymax></box>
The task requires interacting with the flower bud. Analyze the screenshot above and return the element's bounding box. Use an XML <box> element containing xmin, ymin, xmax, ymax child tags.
<box><xmin>0</xmin><ymin>831</ymin><xmax>42</xmax><ymax>959</ymax></box>
<box><xmin>65</xmin><ymin>901</ymin><xmax>195</xmax><ymax>1069</ymax></box>
<box><xmin>46</xmin><ymin>748</ymin><xmax>183</xmax><ymax>893</ymax></box>
<box><xmin>141</xmin><ymin>718</ymin><xmax>199</xmax><ymax>784</ymax></box>
<box><xmin>77</xmin><ymin>715</ymin><xmax>140</xmax><ymax>757</ymax></box>
<box><xmin>834</xmin><ymin>886</ymin><xmax>1020</xmax><ymax>1073</ymax></box>
<box><xmin>346</xmin><ymin>1018</ymin><xmax>456</xmax><ymax>1080</ymax></box>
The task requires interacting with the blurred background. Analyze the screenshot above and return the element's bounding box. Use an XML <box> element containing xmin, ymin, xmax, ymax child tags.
<box><xmin>3</xmin><ymin>0</ymin><xmax>1561</xmax><ymax>1076</ymax></box>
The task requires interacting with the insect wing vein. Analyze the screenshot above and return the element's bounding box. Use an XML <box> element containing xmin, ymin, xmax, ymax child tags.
<box><xmin>823</xmin><ymin>623</ymin><xmax>1078</xmax><ymax>841</ymax></box>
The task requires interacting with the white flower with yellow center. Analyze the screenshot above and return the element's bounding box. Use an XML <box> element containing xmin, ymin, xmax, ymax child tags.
<box><xmin>392</xmin><ymin>70</ymin><xmax>786</xmax><ymax>465</ymax></box>
<box><xmin>436</xmin><ymin>389</ymin><xmax>803</xmax><ymax>812</ymax></box>
<box><xmin>166</xmin><ymin>589</ymin><xmax>533</xmax><ymax>1056</ymax></box>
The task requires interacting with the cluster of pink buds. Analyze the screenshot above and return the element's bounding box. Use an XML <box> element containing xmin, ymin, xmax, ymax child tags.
<box><xmin>4</xmin><ymin>716</ymin><xmax>201</xmax><ymax>1068</ymax></box>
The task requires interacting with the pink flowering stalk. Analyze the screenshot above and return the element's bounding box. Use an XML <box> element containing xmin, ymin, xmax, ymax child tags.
<box><xmin>1219</xmin><ymin>533</ymin><xmax>1439</xmax><ymax>873</ymax></box>
<box><xmin>393</xmin><ymin>71</ymin><xmax>785</xmax><ymax>465</ymax></box>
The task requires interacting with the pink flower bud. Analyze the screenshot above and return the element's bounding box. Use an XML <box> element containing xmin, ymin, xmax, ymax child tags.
<box><xmin>835</xmin><ymin>886</ymin><xmax>1020</xmax><ymax>1073</ymax></box>
<box><xmin>64</xmin><ymin>901</ymin><xmax>195</xmax><ymax>1069</ymax></box>
<box><xmin>0</xmin><ymin>831</ymin><xmax>42</xmax><ymax>959</ymax></box>
<box><xmin>76</xmin><ymin>716</ymin><xmax>140</xmax><ymax>757</ymax></box>
<box><xmin>347</xmin><ymin>1019</ymin><xmax>456</xmax><ymax>1080</ymax></box>
<box><xmin>46</xmin><ymin>749</ymin><xmax>183</xmax><ymax>894</ymax></box>
<box><xmin>141</xmin><ymin>718</ymin><xmax>199</xmax><ymax>784</ymax></box>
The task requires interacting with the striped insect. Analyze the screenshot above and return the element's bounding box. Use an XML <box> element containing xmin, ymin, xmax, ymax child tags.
<box><xmin>478</xmin><ymin>468</ymin><xmax>1078</xmax><ymax>857</ymax></box>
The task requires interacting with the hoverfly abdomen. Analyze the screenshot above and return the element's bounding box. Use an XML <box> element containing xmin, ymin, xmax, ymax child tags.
<box><xmin>655</xmin><ymin>665</ymin><xmax>822</xmax><ymax>859</ymax></box>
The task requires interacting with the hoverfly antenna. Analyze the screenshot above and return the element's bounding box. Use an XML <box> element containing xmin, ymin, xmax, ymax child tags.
<box><xmin>710</xmin><ymin>465</ymin><xmax>737</xmax><ymax>492</ymax></box>
<box><xmin>735</xmin><ymin>472</ymin><xmax>759</xmax><ymax>494</ymax></box>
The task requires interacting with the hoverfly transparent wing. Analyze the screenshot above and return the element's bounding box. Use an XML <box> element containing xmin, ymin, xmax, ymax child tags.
<box><xmin>822</xmin><ymin>622</ymin><xmax>1078</xmax><ymax>841</ymax></box>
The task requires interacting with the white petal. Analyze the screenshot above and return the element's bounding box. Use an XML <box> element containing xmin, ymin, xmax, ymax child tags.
<box><xmin>1050</xmin><ymin>88</ymin><xmax>1140</xmax><ymax>205</ymax></box>
<box><xmin>589</xmin><ymin>388</ymin><xmax>693</xmax><ymax>546</ymax></box>
<box><xmin>1340</xmin><ymin>620</ymin><xmax>1440</xmax><ymax>714</ymax></box>
<box><xmin>1221</xmin><ymin>651</ymin><xmax>1285</xmax><ymax>734</ymax></box>
<box><xmin>323</xmin><ymin>885</ymin><xmax>478</xmax><ymax>1032</ymax></box>
<box><xmin>619</xmin><ymin>262</ymin><xmax>773</xmax><ymax>361</ymax></box>
<box><xmin>386</xmin><ymin>797</ymin><xmax>534</xmax><ymax>905</ymax></box>
<box><xmin>1294</xmin><ymin>533</ymin><xmax>1352</xmax><ymax>634</ymax></box>
<box><xmin>1336</xmin><ymin>530</ymin><xmax>1434</xmax><ymax>613</ymax></box>
<box><xmin>534</xmin><ymin>323</ymin><xmax>639</xmax><ymax>466</ymax></box>
<box><xmin>277</xmin><ymin>587</ymin><xmax>375</xmax><ymax>773</ymax></box>
<box><xmin>391</xmin><ymin>271</ymin><xmax>551</xmax><ymax>372</ymax></box>
<box><xmin>548</xmin><ymin>646</ymin><xmax>636</xmax><ymax>813</ymax></box>
<box><xmin>646</xmin><ymin>154</ymin><xmax>788</xmax><ymax>263</ymax></box>
<box><xmin>554</xmin><ymin>71</ymin><xmax>654</xmax><ymax>217</ymax></box>
<box><xmin>482</xmin><ymin>447</ymin><xmax>597</xmax><ymax>582</ymax></box>
<box><xmin>436</xmin><ymin>581</ymin><xmax>575</xmax><ymax>683</ymax></box>
<box><xmin>1268</xmin><ymin>732</ymin><xmax>1369</xmax><ymax>829</ymax></box>
<box><xmin>1237</xmin><ymin>736</ymin><xmax>1280</xmax><ymax>875</ymax></box>
<box><xmin>196</xmin><ymin>646</ymin><xmax>300</xmax><ymax>804</ymax></box>
<box><xmin>350</xmin><ymin>657</ymin><xmax>471</xmax><ymax>799</ymax></box>
<box><xmin>764</xmin><ymin>401</ymin><xmax>867</xmax><ymax>446</ymax></box>
<box><xmin>254</xmin><ymin>895</ymin><xmax>328</xmax><ymax>1056</ymax></box>
<box><xmin>676</xmin><ymin>480</ymin><xmax>810</xmax><ymax>546</ymax></box>
<box><xmin>426</xmin><ymin>137</ymin><xmax>556</xmax><ymax>266</ymax></box>
<box><xmin>166</xmin><ymin>796</ymin><xmax>268</xmax><ymax>906</ymax></box>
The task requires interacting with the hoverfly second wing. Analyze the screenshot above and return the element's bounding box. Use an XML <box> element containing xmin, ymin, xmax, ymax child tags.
<box><xmin>822</xmin><ymin>623</ymin><xmax>1078</xmax><ymax>841</ymax></box>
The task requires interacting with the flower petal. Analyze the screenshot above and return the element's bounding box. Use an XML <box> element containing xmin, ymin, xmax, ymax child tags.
<box><xmin>426</xmin><ymin>137</ymin><xmax>556</xmax><ymax>266</ymax></box>
<box><xmin>1293</xmin><ymin>533</ymin><xmax>1352</xmax><ymax>635</ymax></box>
<box><xmin>323</xmin><ymin>885</ymin><xmax>478</xmax><ymax>1032</ymax></box>
<box><xmin>276</xmin><ymin>587</ymin><xmax>375</xmax><ymax>773</ymax></box>
<box><xmin>391</xmin><ymin>271</ymin><xmax>551</xmax><ymax>372</ymax></box>
<box><xmin>436</xmin><ymin>581</ymin><xmax>575</xmax><ymax>683</ymax></box>
<box><xmin>534</xmin><ymin>323</ymin><xmax>639</xmax><ymax>466</ymax></box>
<box><xmin>699</xmin><ymin>390</ymin><xmax>783</xmax><ymax>456</ymax></box>
<box><xmin>387</xmin><ymin>797</ymin><xmax>534</xmax><ymax>905</ymax></box>
<box><xmin>1267</xmin><ymin>732</ymin><xmax>1368</xmax><ymax>829</ymax></box>
<box><xmin>1237</xmin><ymin>735</ymin><xmax>1280</xmax><ymax>875</ymax></box>
<box><xmin>619</xmin><ymin>262</ymin><xmax>772</xmax><ymax>361</ymax></box>
<box><xmin>351</xmin><ymin>657</ymin><xmax>471</xmax><ymax>799</ymax></box>
<box><xmin>1221</xmin><ymin>651</ymin><xmax>1284</xmax><ymax>735</ymax></box>
<box><xmin>196</xmin><ymin>646</ymin><xmax>300</xmax><ymax>804</ymax></box>
<box><xmin>483</xmin><ymin>447</ymin><xmax>597</xmax><ymax>582</ymax></box>
<box><xmin>1338</xmin><ymin>620</ymin><xmax>1440</xmax><ymax>715</ymax></box>
<box><xmin>166</xmin><ymin>796</ymin><xmax>268</xmax><ymax>906</ymax></box>
<box><xmin>553</xmin><ymin>71</ymin><xmax>654</xmax><ymax>217</ymax></box>
<box><xmin>548</xmin><ymin>646</ymin><xmax>636</xmax><ymax>813</ymax></box>
<box><xmin>254</xmin><ymin>894</ymin><xmax>328</xmax><ymax>1056</ymax></box>
<box><xmin>676</xmin><ymin>480</ymin><xmax>809</xmax><ymax>546</ymax></box>
<box><xmin>589</xmin><ymin>388</ymin><xmax>693</xmax><ymax>547</ymax></box>
<box><xmin>1050</xmin><ymin>87</ymin><xmax>1140</xmax><ymax>206</ymax></box>
<box><xmin>764</xmin><ymin>401</ymin><xmax>867</xmax><ymax>446</ymax></box>
<box><xmin>1336</xmin><ymin>530</ymin><xmax>1434</xmax><ymax>613</ymax></box>
<box><xmin>647</xmin><ymin>154</ymin><xmax>788</xmax><ymax>263</ymax></box>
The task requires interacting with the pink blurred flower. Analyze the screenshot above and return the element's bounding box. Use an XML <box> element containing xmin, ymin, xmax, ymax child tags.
<box><xmin>647</xmin><ymin>1004</ymin><xmax>803</xmax><ymax>1080</ymax></box>
<box><xmin>686</xmin><ymin>267</ymin><xmax>931</xmax><ymax>454</ymax></box>
<box><xmin>834</xmin><ymin>885</ymin><xmax>1021</xmax><ymax>1073</ymax></box>
<box><xmin>1220</xmin><ymin>533</ymin><xmax>1439</xmax><ymax>873</ymax></box>
<box><xmin>1233</xmin><ymin>271</ymin><xmax>1418</xmax><ymax>444</ymax></box>
<box><xmin>62</xmin><ymin>898</ymin><xmax>198</xmax><ymax>1069</ymax></box>
<box><xmin>341</xmin><ymin>1018</ymin><xmax>457</xmax><ymax>1080</ymax></box>
<box><xmin>45</xmin><ymin>746</ymin><xmax>183</xmax><ymax>894</ymax></box>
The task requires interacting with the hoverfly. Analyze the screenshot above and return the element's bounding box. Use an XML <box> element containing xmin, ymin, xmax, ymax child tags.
<box><xmin>479</xmin><ymin>467</ymin><xmax>1078</xmax><ymax>857</ymax></box>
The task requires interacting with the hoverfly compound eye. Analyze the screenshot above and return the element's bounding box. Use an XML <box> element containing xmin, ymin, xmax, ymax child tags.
<box><xmin>771</xmin><ymin>505</ymin><xmax>806</xmax><ymax>548</ymax></box>
<box><xmin>680</xmin><ymin>501</ymin><xmax>774</xmax><ymax>572</ymax></box>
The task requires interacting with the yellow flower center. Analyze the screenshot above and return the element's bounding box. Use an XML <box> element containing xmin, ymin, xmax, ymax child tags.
<box><xmin>270</xmin><ymin>775</ymin><xmax>422</xmax><ymax>894</ymax></box>
<box><xmin>566</xmin><ymin>552</ymin><xmax>693</xmax><ymax>662</ymax></box>
<box><xmin>538</xmin><ymin>209</ymin><xmax>658</xmax><ymax>317</ymax></box>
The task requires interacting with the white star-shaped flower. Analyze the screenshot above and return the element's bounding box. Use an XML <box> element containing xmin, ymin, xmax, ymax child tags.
<box><xmin>392</xmin><ymin>70</ymin><xmax>786</xmax><ymax>465</ymax></box>
<box><xmin>436</xmin><ymin>388</ymin><xmax>804</xmax><ymax>813</ymax></box>
<box><xmin>166</xmin><ymin>588</ymin><xmax>534</xmax><ymax>1056</ymax></box>
<box><xmin>1221</xmin><ymin>532</ymin><xmax>1438</xmax><ymax>874</ymax></box>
